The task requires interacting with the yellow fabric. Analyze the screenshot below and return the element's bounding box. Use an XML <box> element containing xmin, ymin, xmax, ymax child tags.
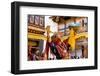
<box><xmin>68</xmin><ymin>28</ymin><xmax>75</xmax><ymax>50</ymax></box>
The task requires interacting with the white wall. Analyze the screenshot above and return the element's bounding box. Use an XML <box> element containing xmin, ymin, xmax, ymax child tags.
<box><xmin>0</xmin><ymin>0</ymin><xmax>99</xmax><ymax>76</ymax></box>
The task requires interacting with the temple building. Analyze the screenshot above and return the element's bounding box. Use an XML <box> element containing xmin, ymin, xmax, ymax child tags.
<box><xmin>28</xmin><ymin>15</ymin><xmax>45</xmax><ymax>60</ymax></box>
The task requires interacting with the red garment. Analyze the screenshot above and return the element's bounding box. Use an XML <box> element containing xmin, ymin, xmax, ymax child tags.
<box><xmin>54</xmin><ymin>38</ymin><xmax>61</xmax><ymax>45</ymax></box>
<box><xmin>63</xmin><ymin>39</ymin><xmax>69</xmax><ymax>47</ymax></box>
<box><xmin>53</xmin><ymin>38</ymin><xmax>67</xmax><ymax>58</ymax></box>
<box><xmin>56</xmin><ymin>44</ymin><xmax>66</xmax><ymax>58</ymax></box>
<box><xmin>55</xmin><ymin>42</ymin><xmax>67</xmax><ymax>58</ymax></box>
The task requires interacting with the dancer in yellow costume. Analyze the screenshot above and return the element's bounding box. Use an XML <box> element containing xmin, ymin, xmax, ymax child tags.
<box><xmin>68</xmin><ymin>28</ymin><xmax>76</xmax><ymax>51</ymax></box>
